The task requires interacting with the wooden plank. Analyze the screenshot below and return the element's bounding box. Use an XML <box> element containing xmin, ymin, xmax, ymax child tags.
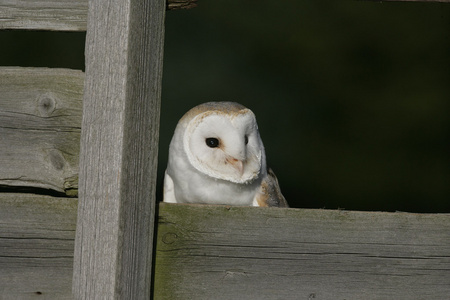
<box><xmin>0</xmin><ymin>0</ymin><xmax>88</xmax><ymax>31</ymax></box>
<box><xmin>0</xmin><ymin>67</ymin><xmax>83</xmax><ymax>196</ymax></box>
<box><xmin>0</xmin><ymin>0</ymin><xmax>447</xmax><ymax>32</ymax></box>
<box><xmin>1</xmin><ymin>0</ymin><xmax>448</xmax><ymax>31</ymax></box>
<box><xmin>0</xmin><ymin>193</ymin><xmax>77</xmax><ymax>299</ymax></box>
<box><xmin>1</xmin><ymin>197</ymin><xmax>448</xmax><ymax>299</ymax></box>
<box><xmin>72</xmin><ymin>0</ymin><xmax>165</xmax><ymax>298</ymax></box>
<box><xmin>0</xmin><ymin>0</ymin><xmax>196</xmax><ymax>31</ymax></box>
<box><xmin>154</xmin><ymin>203</ymin><xmax>450</xmax><ymax>299</ymax></box>
<box><xmin>374</xmin><ymin>0</ymin><xmax>450</xmax><ymax>2</ymax></box>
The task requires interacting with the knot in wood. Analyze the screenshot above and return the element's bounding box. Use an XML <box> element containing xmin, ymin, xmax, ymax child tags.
<box><xmin>162</xmin><ymin>232</ymin><xmax>178</xmax><ymax>244</ymax></box>
<box><xmin>49</xmin><ymin>149</ymin><xmax>66</xmax><ymax>171</ymax></box>
<box><xmin>37</xmin><ymin>93</ymin><xmax>56</xmax><ymax>117</ymax></box>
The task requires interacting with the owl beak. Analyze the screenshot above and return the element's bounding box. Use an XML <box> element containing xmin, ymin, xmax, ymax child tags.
<box><xmin>227</xmin><ymin>157</ymin><xmax>244</xmax><ymax>175</ymax></box>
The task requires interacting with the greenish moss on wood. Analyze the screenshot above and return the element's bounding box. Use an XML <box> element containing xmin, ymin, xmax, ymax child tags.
<box><xmin>154</xmin><ymin>203</ymin><xmax>450</xmax><ymax>300</ymax></box>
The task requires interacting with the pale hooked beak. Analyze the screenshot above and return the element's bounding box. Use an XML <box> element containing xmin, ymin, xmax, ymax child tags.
<box><xmin>226</xmin><ymin>157</ymin><xmax>244</xmax><ymax>175</ymax></box>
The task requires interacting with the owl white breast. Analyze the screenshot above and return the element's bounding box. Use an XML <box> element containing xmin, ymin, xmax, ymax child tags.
<box><xmin>163</xmin><ymin>102</ymin><xmax>288</xmax><ymax>207</ymax></box>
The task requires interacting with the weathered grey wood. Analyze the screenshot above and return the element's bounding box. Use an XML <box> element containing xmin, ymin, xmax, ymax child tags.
<box><xmin>374</xmin><ymin>0</ymin><xmax>450</xmax><ymax>2</ymax></box>
<box><xmin>0</xmin><ymin>0</ymin><xmax>196</xmax><ymax>31</ymax></box>
<box><xmin>0</xmin><ymin>0</ymin><xmax>446</xmax><ymax>32</ymax></box>
<box><xmin>0</xmin><ymin>193</ymin><xmax>77</xmax><ymax>299</ymax></box>
<box><xmin>0</xmin><ymin>67</ymin><xmax>83</xmax><ymax>196</ymax></box>
<box><xmin>0</xmin><ymin>0</ymin><xmax>88</xmax><ymax>31</ymax></box>
<box><xmin>2</xmin><ymin>197</ymin><xmax>449</xmax><ymax>299</ymax></box>
<box><xmin>155</xmin><ymin>203</ymin><xmax>450</xmax><ymax>299</ymax></box>
<box><xmin>72</xmin><ymin>0</ymin><xmax>165</xmax><ymax>298</ymax></box>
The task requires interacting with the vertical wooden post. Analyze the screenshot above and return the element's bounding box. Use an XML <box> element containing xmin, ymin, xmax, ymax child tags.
<box><xmin>72</xmin><ymin>0</ymin><xmax>165</xmax><ymax>298</ymax></box>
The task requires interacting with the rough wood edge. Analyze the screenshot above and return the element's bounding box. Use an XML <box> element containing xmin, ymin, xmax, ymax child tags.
<box><xmin>2</xmin><ymin>197</ymin><xmax>448</xmax><ymax>299</ymax></box>
<box><xmin>167</xmin><ymin>0</ymin><xmax>198</xmax><ymax>10</ymax></box>
<box><xmin>0</xmin><ymin>193</ymin><xmax>77</xmax><ymax>300</ymax></box>
<box><xmin>366</xmin><ymin>0</ymin><xmax>450</xmax><ymax>2</ymax></box>
<box><xmin>72</xmin><ymin>0</ymin><xmax>165</xmax><ymax>298</ymax></box>
<box><xmin>154</xmin><ymin>203</ymin><xmax>450</xmax><ymax>299</ymax></box>
<box><xmin>0</xmin><ymin>0</ymin><xmax>196</xmax><ymax>31</ymax></box>
<box><xmin>0</xmin><ymin>67</ymin><xmax>83</xmax><ymax>197</ymax></box>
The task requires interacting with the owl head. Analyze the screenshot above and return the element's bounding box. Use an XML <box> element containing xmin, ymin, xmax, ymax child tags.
<box><xmin>176</xmin><ymin>102</ymin><xmax>266</xmax><ymax>184</ymax></box>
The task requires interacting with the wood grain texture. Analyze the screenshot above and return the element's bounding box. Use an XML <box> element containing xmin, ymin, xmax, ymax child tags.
<box><xmin>2</xmin><ymin>198</ymin><xmax>449</xmax><ymax>299</ymax></box>
<box><xmin>0</xmin><ymin>193</ymin><xmax>77</xmax><ymax>300</ymax></box>
<box><xmin>0</xmin><ymin>0</ymin><xmax>88</xmax><ymax>31</ymax></box>
<box><xmin>154</xmin><ymin>203</ymin><xmax>450</xmax><ymax>300</ymax></box>
<box><xmin>0</xmin><ymin>67</ymin><xmax>83</xmax><ymax>196</ymax></box>
<box><xmin>0</xmin><ymin>0</ymin><xmax>196</xmax><ymax>31</ymax></box>
<box><xmin>72</xmin><ymin>0</ymin><xmax>165</xmax><ymax>298</ymax></box>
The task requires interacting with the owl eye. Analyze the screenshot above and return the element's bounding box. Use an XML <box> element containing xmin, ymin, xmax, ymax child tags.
<box><xmin>245</xmin><ymin>135</ymin><xmax>249</xmax><ymax>145</ymax></box>
<box><xmin>205</xmin><ymin>138</ymin><xmax>220</xmax><ymax>148</ymax></box>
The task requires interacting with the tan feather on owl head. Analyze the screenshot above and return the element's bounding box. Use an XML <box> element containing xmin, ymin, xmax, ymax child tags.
<box><xmin>164</xmin><ymin>101</ymin><xmax>288</xmax><ymax>207</ymax></box>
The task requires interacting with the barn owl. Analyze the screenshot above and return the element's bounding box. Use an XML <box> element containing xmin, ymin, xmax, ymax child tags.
<box><xmin>163</xmin><ymin>102</ymin><xmax>288</xmax><ymax>207</ymax></box>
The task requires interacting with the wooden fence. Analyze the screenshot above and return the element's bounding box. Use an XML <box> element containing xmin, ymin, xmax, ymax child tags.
<box><xmin>1</xmin><ymin>0</ymin><xmax>449</xmax><ymax>299</ymax></box>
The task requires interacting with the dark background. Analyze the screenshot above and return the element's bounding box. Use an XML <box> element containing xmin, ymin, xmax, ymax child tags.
<box><xmin>1</xmin><ymin>1</ymin><xmax>449</xmax><ymax>212</ymax></box>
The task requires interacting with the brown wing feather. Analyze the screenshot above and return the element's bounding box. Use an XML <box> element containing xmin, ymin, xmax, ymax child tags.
<box><xmin>255</xmin><ymin>168</ymin><xmax>289</xmax><ymax>207</ymax></box>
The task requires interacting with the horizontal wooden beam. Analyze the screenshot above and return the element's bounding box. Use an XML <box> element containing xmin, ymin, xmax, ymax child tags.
<box><xmin>0</xmin><ymin>67</ymin><xmax>83</xmax><ymax>196</ymax></box>
<box><xmin>1</xmin><ymin>198</ymin><xmax>449</xmax><ymax>299</ymax></box>
<box><xmin>373</xmin><ymin>0</ymin><xmax>450</xmax><ymax>2</ymax></box>
<box><xmin>2</xmin><ymin>0</ymin><xmax>449</xmax><ymax>31</ymax></box>
<box><xmin>0</xmin><ymin>0</ymin><xmax>196</xmax><ymax>31</ymax></box>
<box><xmin>154</xmin><ymin>203</ymin><xmax>450</xmax><ymax>299</ymax></box>
<box><xmin>0</xmin><ymin>0</ymin><xmax>87</xmax><ymax>31</ymax></box>
<box><xmin>0</xmin><ymin>193</ymin><xmax>77</xmax><ymax>299</ymax></box>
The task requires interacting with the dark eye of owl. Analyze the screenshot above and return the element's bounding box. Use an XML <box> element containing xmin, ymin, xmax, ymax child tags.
<box><xmin>245</xmin><ymin>135</ymin><xmax>249</xmax><ymax>145</ymax></box>
<box><xmin>205</xmin><ymin>138</ymin><xmax>220</xmax><ymax>148</ymax></box>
